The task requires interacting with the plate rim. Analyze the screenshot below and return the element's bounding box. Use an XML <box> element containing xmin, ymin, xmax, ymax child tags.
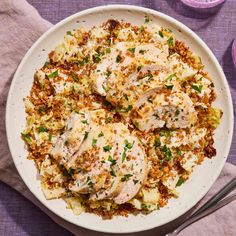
<box><xmin>5</xmin><ymin>4</ymin><xmax>234</xmax><ymax>233</ymax></box>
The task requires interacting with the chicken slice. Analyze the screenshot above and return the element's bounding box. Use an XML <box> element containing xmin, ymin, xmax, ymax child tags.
<box><xmin>50</xmin><ymin>112</ymin><xmax>90</xmax><ymax>168</ymax></box>
<box><xmin>112</xmin><ymin>124</ymin><xmax>147</xmax><ymax>204</ymax></box>
<box><xmin>132</xmin><ymin>91</ymin><xmax>197</xmax><ymax>132</ymax></box>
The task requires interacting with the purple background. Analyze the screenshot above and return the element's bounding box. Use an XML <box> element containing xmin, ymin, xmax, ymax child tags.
<box><xmin>0</xmin><ymin>0</ymin><xmax>235</xmax><ymax>235</ymax></box>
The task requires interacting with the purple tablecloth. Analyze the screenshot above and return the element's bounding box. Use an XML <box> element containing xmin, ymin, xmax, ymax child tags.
<box><xmin>0</xmin><ymin>0</ymin><xmax>235</xmax><ymax>235</ymax></box>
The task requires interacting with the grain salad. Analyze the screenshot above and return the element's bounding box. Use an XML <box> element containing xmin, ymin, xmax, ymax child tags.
<box><xmin>22</xmin><ymin>17</ymin><xmax>222</xmax><ymax>218</ymax></box>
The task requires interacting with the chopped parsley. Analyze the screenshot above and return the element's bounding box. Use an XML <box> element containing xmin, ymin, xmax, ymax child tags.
<box><xmin>192</xmin><ymin>84</ymin><xmax>203</xmax><ymax>93</ymax></box>
<box><xmin>127</xmin><ymin>47</ymin><xmax>136</xmax><ymax>53</ymax></box>
<box><xmin>38</xmin><ymin>106</ymin><xmax>46</xmax><ymax>113</ymax></box>
<box><xmin>93</xmin><ymin>54</ymin><xmax>101</xmax><ymax>63</ymax></box>
<box><xmin>106</xmin><ymin>69</ymin><xmax>112</xmax><ymax>77</ymax></box>
<box><xmin>48</xmin><ymin>70</ymin><xmax>58</xmax><ymax>78</ymax></box>
<box><xmin>158</xmin><ymin>31</ymin><xmax>164</xmax><ymax>38</ymax></box>
<box><xmin>38</xmin><ymin>126</ymin><xmax>48</xmax><ymax>133</ymax></box>
<box><xmin>106</xmin><ymin>117</ymin><xmax>112</xmax><ymax>123</ymax></box>
<box><xmin>121</xmin><ymin>174</ymin><xmax>133</xmax><ymax>182</ymax></box>
<box><xmin>110</xmin><ymin>168</ymin><xmax>116</xmax><ymax>177</ymax></box>
<box><xmin>160</xmin><ymin>130</ymin><xmax>173</xmax><ymax>138</ymax></box>
<box><xmin>21</xmin><ymin>133</ymin><xmax>32</xmax><ymax>144</ymax></box>
<box><xmin>106</xmin><ymin>38</ymin><xmax>111</xmax><ymax>45</ymax></box>
<box><xmin>66</xmin><ymin>31</ymin><xmax>72</xmax><ymax>36</ymax></box>
<box><xmin>125</xmin><ymin>139</ymin><xmax>134</xmax><ymax>149</ymax></box>
<box><xmin>177</xmin><ymin>149</ymin><xmax>182</xmax><ymax>156</ymax></box>
<box><xmin>92</xmin><ymin>138</ymin><xmax>97</xmax><ymax>147</ymax></box>
<box><xmin>103</xmin><ymin>145</ymin><xmax>112</xmax><ymax>152</ymax></box>
<box><xmin>144</xmin><ymin>15</ymin><xmax>151</xmax><ymax>23</ymax></box>
<box><xmin>76</xmin><ymin>60</ymin><xmax>84</xmax><ymax>66</ymax></box>
<box><xmin>102</xmin><ymin>84</ymin><xmax>108</xmax><ymax>92</ymax></box>
<box><xmin>64</xmin><ymin>140</ymin><xmax>69</xmax><ymax>146</ymax></box>
<box><xmin>48</xmin><ymin>133</ymin><xmax>52</xmax><ymax>141</ymax></box>
<box><xmin>86</xmin><ymin>176</ymin><xmax>93</xmax><ymax>187</ymax></box>
<box><xmin>98</xmin><ymin>131</ymin><xmax>104</xmax><ymax>137</ymax></box>
<box><xmin>165</xmin><ymin>74</ymin><xmax>175</xmax><ymax>82</ymax></box>
<box><xmin>160</xmin><ymin>145</ymin><xmax>172</xmax><ymax>161</ymax></box>
<box><xmin>108</xmin><ymin>155</ymin><xmax>117</xmax><ymax>166</ymax></box>
<box><xmin>83</xmin><ymin>131</ymin><xmax>89</xmax><ymax>140</ymax></box>
<box><xmin>139</xmin><ymin>25</ymin><xmax>144</xmax><ymax>33</ymax></box>
<box><xmin>44</xmin><ymin>61</ymin><xmax>50</xmax><ymax>67</ymax></box>
<box><xmin>167</xmin><ymin>37</ymin><xmax>174</xmax><ymax>47</ymax></box>
<box><xmin>133</xmin><ymin>179</ymin><xmax>139</xmax><ymax>185</ymax></box>
<box><xmin>137</xmin><ymin>65</ymin><xmax>142</xmax><ymax>72</ymax></box>
<box><xmin>116</xmin><ymin>54</ymin><xmax>122</xmax><ymax>63</ymax></box>
<box><xmin>71</xmin><ymin>72</ymin><xmax>79</xmax><ymax>82</ymax></box>
<box><xmin>165</xmin><ymin>84</ymin><xmax>174</xmax><ymax>90</ymax></box>
<box><xmin>106</xmin><ymin>48</ymin><xmax>111</xmax><ymax>54</ymax></box>
<box><xmin>175</xmin><ymin>109</ymin><xmax>180</xmax><ymax>116</ymax></box>
<box><xmin>122</xmin><ymin>151</ymin><xmax>127</xmax><ymax>163</ymax></box>
<box><xmin>139</xmin><ymin>49</ymin><xmax>146</xmax><ymax>55</ymax></box>
<box><xmin>119</xmin><ymin>105</ymin><xmax>133</xmax><ymax>113</ymax></box>
<box><xmin>153</xmin><ymin>137</ymin><xmax>161</xmax><ymax>148</ymax></box>
<box><xmin>81</xmin><ymin>120</ymin><xmax>88</xmax><ymax>124</ymax></box>
<box><xmin>176</xmin><ymin>176</ymin><xmax>185</xmax><ymax>187</ymax></box>
<box><xmin>84</xmin><ymin>56</ymin><xmax>89</xmax><ymax>63</ymax></box>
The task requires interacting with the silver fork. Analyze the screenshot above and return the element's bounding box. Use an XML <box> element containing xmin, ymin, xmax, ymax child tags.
<box><xmin>166</xmin><ymin>177</ymin><xmax>236</xmax><ymax>236</ymax></box>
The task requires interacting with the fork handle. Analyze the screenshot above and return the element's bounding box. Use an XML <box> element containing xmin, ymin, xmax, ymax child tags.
<box><xmin>173</xmin><ymin>192</ymin><xmax>236</xmax><ymax>235</ymax></box>
<box><xmin>191</xmin><ymin>177</ymin><xmax>236</xmax><ymax>217</ymax></box>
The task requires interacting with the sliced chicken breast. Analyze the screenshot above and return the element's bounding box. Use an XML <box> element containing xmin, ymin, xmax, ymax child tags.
<box><xmin>50</xmin><ymin>112</ymin><xmax>91</xmax><ymax>168</ymax></box>
<box><xmin>132</xmin><ymin>91</ymin><xmax>197</xmax><ymax>132</ymax></box>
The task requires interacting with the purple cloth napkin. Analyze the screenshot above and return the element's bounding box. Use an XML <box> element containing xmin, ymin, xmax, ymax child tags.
<box><xmin>0</xmin><ymin>0</ymin><xmax>236</xmax><ymax>236</ymax></box>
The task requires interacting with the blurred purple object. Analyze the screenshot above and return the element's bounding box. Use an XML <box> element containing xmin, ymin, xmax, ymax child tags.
<box><xmin>180</xmin><ymin>0</ymin><xmax>226</xmax><ymax>15</ymax></box>
<box><xmin>232</xmin><ymin>38</ymin><xmax>236</xmax><ymax>68</ymax></box>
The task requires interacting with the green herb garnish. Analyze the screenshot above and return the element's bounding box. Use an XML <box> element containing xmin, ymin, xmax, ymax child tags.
<box><xmin>108</xmin><ymin>155</ymin><xmax>117</xmax><ymax>166</ymax></box>
<box><xmin>103</xmin><ymin>145</ymin><xmax>112</xmax><ymax>152</ymax></box>
<box><xmin>139</xmin><ymin>49</ymin><xmax>146</xmax><ymax>55</ymax></box>
<box><xmin>119</xmin><ymin>105</ymin><xmax>133</xmax><ymax>113</ymax></box>
<box><xmin>93</xmin><ymin>54</ymin><xmax>101</xmax><ymax>63</ymax></box>
<box><xmin>21</xmin><ymin>133</ymin><xmax>32</xmax><ymax>144</ymax></box>
<box><xmin>176</xmin><ymin>176</ymin><xmax>185</xmax><ymax>187</ymax></box>
<box><xmin>175</xmin><ymin>109</ymin><xmax>180</xmax><ymax>116</ymax></box>
<box><xmin>44</xmin><ymin>61</ymin><xmax>50</xmax><ymax>67</ymax></box>
<box><xmin>48</xmin><ymin>70</ymin><xmax>58</xmax><ymax>78</ymax></box>
<box><xmin>144</xmin><ymin>16</ymin><xmax>151</xmax><ymax>23</ymax></box>
<box><xmin>66</xmin><ymin>31</ymin><xmax>72</xmax><ymax>36</ymax></box>
<box><xmin>154</xmin><ymin>137</ymin><xmax>161</xmax><ymax>148</ymax></box>
<box><xmin>121</xmin><ymin>174</ymin><xmax>133</xmax><ymax>182</ymax></box>
<box><xmin>83</xmin><ymin>131</ymin><xmax>89</xmax><ymax>140</ymax></box>
<box><xmin>165</xmin><ymin>84</ymin><xmax>174</xmax><ymax>90</ymax></box>
<box><xmin>71</xmin><ymin>72</ymin><xmax>79</xmax><ymax>82</ymax></box>
<box><xmin>160</xmin><ymin>145</ymin><xmax>172</xmax><ymax>161</ymax></box>
<box><xmin>106</xmin><ymin>48</ymin><xmax>111</xmax><ymax>54</ymax></box>
<box><xmin>38</xmin><ymin>126</ymin><xmax>48</xmax><ymax>133</ymax></box>
<box><xmin>125</xmin><ymin>139</ymin><xmax>134</xmax><ymax>149</ymax></box>
<box><xmin>116</xmin><ymin>54</ymin><xmax>122</xmax><ymax>63</ymax></box>
<box><xmin>110</xmin><ymin>168</ymin><xmax>116</xmax><ymax>177</ymax></box>
<box><xmin>92</xmin><ymin>138</ymin><xmax>97</xmax><ymax>147</ymax></box>
<box><xmin>192</xmin><ymin>84</ymin><xmax>203</xmax><ymax>93</ymax></box>
<box><xmin>177</xmin><ymin>149</ymin><xmax>182</xmax><ymax>156</ymax></box>
<box><xmin>122</xmin><ymin>151</ymin><xmax>127</xmax><ymax>163</ymax></box>
<box><xmin>127</xmin><ymin>48</ymin><xmax>136</xmax><ymax>53</ymax></box>
<box><xmin>158</xmin><ymin>31</ymin><xmax>164</xmax><ymax>38</ymax></box>
<box><xmin>98</xmin><ymin>131</ymin><xmax>104</xmax><ymax>137</ymax></box>
<box><xmin>167</xmin><ymin>37</ymin><xmax>174</xmax><ymax>47</ymax></box>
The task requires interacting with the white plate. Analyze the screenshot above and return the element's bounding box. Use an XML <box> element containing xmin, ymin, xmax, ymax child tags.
<box><xmin>6</xmin><ymin>5</ymin><xmax>234</xmax><ymax>233</ymax></box>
